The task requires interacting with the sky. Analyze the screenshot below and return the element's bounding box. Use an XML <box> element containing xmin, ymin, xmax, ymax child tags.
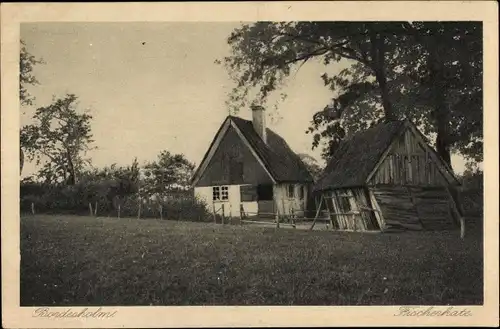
<box><xmin>20</xmin><ymin>22</ymin><xmax>469</xmax><ymax>179</ymax></box>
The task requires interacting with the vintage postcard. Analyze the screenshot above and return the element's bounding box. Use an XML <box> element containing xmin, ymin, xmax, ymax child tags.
<box><xmin>1</xmin><ymin>1</ymin><xmax>498</xmax><ymax>328</ymax></box>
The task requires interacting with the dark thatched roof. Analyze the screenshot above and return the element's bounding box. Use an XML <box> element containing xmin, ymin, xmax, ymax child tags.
<box><xmin>230</xmin><ymin>116</ymin><xmax>314</xmax><ymax>183</ymax></box>
<box><xmin>313</xmin><ymin>120</ymin><xmax>406</xmax><ymax>191</ymax></box>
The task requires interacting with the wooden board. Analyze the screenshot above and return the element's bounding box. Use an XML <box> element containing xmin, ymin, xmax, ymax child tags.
<box><xmin>372</xmin><ymin>187</ymin><xmax>423</xmax><ymax>230</ymax></box>
<box><xmin>372</xmin><ymin>186</ymin><xmax>457</xmax><ymax>231</ymax></box>
<box><xmin>409</xmin><ymin>186</ymin><xmax>456</xmax><ymax>230</ymax></box>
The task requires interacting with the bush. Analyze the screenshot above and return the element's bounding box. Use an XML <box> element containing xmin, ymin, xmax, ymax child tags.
<box><xmin>20</xmin><ymin>182</ymin><xmax>211</xmax><ymax>222</ymax></box>
<box><xmin>118</xmin><ymin>196</ymin><xmax>211</xmax><ymax>222</ymax></box>
<box><xmin>458</xmin><ymin>168</ymin><xmax>483</xmax><ymax>217</ymax></box>
<box><xmin>461</xmin><ymin>189</ymin><xmax>483</xmax><ymax>217</ymax></box>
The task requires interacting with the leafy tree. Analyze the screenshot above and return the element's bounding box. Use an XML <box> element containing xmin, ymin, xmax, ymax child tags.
<box><xmin>398</xmin><ymin>22</ymin><xmax>483</xmax><ymax>164</ymax></box>
<box><xmin>459</xmin><ymin>162</ymin><xmax>483</xmax><ymax>190</ymax></box>
<box><xmin>218</xmin><ymin>22</ymin><xmax>408</xmax><ymax>121</ymax></box>
<box><xmin>20</xmin><ymin>94</ymin><xmax>94</xmax><ymax>185</ymax></box>
<box><xmin>142</xmin><ymin>151</ymin><xmax>195</xmax><ymax>199</ymax></box>
<box><xmin>78</xmin><ymin>159</ymin><xmax>141</xmax><ymax>208</ymax></box>
<box><xmin>20</xmin><ymin>39</ymin><xmax>44</xmax><ymax>106</ymax></box>
<box><xmin>219</xmin><ymin>22</ymin><xmax>482</xmax><ymax>168</ymax></box>
<box><xmin>297</xmin><ymin>153</ymin><xmax>323</xmax><ymax>182</ymax></box>
<box><xmin>20</xmin><ymin>39</ymin><xmax>44</xmax><ymax>173</ymax></box>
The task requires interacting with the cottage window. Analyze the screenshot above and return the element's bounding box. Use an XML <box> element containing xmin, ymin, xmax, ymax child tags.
<box><xmin>287</xmin><ymin>185</ymin><xmax>295</xmax><ymax>198</ymax></box>
<box><xmin>298</xmin><ymin>186</ymin><xmax>305</xmax><ymax>199</ymax></box>
<box><xmin>213</xmin><ymin>186</ymin><xmax>229</xmax><ymax>201</ymax></box>
<box><xmin>257</xmin><ymin>184</ymin><xmax>273</xmax><ymax>201</ymax></box>
<box><xmin>212</xmin><ymin>187</ymin><xmax>220</xmax><ymax>201</ymax></box>
<box><xmin>221</xmin><ymin>186</ymin><xmax>229</xmax><ymax>200</ymax></box>
<box><xmin>240</xmin><ymin>185</ymin><xmax>257</xmax><ymax>202</ymax></box>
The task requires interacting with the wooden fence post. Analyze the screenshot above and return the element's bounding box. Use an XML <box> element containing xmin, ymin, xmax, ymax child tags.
<box><xmin>229</xmin><ymin>203</ymin><xmax>233</xmax><ymax>225</ymax></box>
<box><xmin>291</xmin><ymin>208</ymin><xmax>296</xmax><ymax>228</ymax></box>
<box><xmin>160</xmin><ymin>204</ymin><xmax>163</xmax><ymax>220</ymax></box>
<box><xmin>31</xmin><ymin>202</ymin><xmax>35</xmax><ymax>216</ymax></box>
<box><xmin>310</xmin><ymin>195</ymin><xmax>324</xmax><ymax>231</ymax></box>
<box><xmin>212</xmin><ymin>202</ymin><xmax>216</xmax><ymax>224</ymax></box>
<box><xmin>239</xmin><ymin>204</ymin><xmax>244</xmax><ymax>225</ymax></box>
<box><xmin>324</xmin><ymin>195</ymin><xmax>334</xmax><ymax>230</ymax></box>
<box><xmin>89</xmin><ymin>203</ymin><xmax>93</xmax><ymax>217</ymax></box>
<box><xmin>137</xmin><ymin>200</ymin><xmax>142</xmax><ymax>220</ymax></box>
<box><xmin>275</xmin><ymin>208</ymin><xmax>280</xmax><ymax>229</ymax></box>
<box><xmin>221</xmin><ymin>204</ymin><xmax>225</xmax><ymax>225</ymax></box>
<box><xmin>460</xmin><ymin>217</ymin><xmax>465</xmax><ymax>239</ymax></box>
<box><xmin>117</xmin><ymin>204</ymin><xmax>121</xmax><ymax>219</ymax></box>
<box><xmin>94</xmin><ymin>201</ymin><xmax>98</xmax><ymax>217</ymax></box>
<box><xmin>281</xmin><ymin>198</ymin><xmax>286</xmax><ymax>221</ymax></box>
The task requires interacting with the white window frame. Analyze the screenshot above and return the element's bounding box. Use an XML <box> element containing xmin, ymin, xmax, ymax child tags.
<box><xmin>221</xmin><ymin>186</ymin><xmax>229</xmax><ymax>201</ymax></box>
<box><xmin>213</xmin><ymin>186</ymin><xmax>229</xmax><ymax>202</ymax></box>
<box><xmin>212</xmin><ymin>186</ymin><xmax>221</xmax><ymax>201</ymax></box>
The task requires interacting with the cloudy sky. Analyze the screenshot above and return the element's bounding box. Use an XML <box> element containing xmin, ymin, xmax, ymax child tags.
<box><xmin>20</xmin><ymin>22</ymin><xmax>467</xmax><ymax>178</ymax></box>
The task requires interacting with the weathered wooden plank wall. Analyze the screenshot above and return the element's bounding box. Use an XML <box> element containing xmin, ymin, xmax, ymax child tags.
<box><xmin>369</xmin><ymin>129</ymin><xmax>449</xmax><ymax>186</ymax></box>
<box><xmin>370</xmin><ymin>186</ymin><xmax>457</xmax><ymax>231</ymax></box>
<box><xmin>371</xmin><ymin>186</ymin><xmax>424</xmax><ymax>230</ymax></box>
<box><xmin>409</xmin><ymin>186</ymin><xmax>456</xmax><ymax>230</ymax></box>
<box><xmin>273</xmin><ymin>184</ymin><xmax>308</xmax><ymax>217</ymax></box>
<box><xmin>326</xmin><ymin>188</ymin><xmax>380</xmax><ymax>231</ymax></box>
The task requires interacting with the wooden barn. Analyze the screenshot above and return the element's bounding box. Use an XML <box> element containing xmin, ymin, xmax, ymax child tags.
<box><xmin>190</xmin><ymin>106</ymin><xmax>314</xmax><ymax>219</ymax></box>
<box><xmin>313</xmin><ymin>119</ymin><xmax>463</xmax><ymax>232</ymax></box>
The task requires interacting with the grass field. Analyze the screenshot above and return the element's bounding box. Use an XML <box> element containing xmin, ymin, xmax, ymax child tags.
<box><xmin>20</xmin><ymin>215</ymin><xmax>483</xmax><ymax>306</ymax></box>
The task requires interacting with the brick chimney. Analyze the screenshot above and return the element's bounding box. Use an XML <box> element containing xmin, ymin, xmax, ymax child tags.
<box><xmin>251</xmin><ymin>105</ymin><xmax>267</xmax><ymax>144</ymax></box>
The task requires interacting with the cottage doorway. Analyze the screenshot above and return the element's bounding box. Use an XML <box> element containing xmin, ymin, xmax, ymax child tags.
<box><xmin>257</xmin><ymin>184</ymin><xmax>274</xmax><ymax>218</ymax></box>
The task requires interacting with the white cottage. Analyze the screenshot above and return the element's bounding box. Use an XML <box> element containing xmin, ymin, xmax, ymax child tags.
<box><xmin>190</xmin><ymin>106</ymin><xmax>314</xmax><ymax>219</ymax></box>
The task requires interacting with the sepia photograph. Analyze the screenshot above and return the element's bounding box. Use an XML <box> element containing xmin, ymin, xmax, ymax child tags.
<box><xmin>2</xmin><ymin>2</ymin><xmax>498</xmax><ymax>328</ymax></box>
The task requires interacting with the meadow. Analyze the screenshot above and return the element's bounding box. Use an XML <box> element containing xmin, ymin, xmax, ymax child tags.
<box><xmin>20</xmin><ymin>215</ymin><xmax>483</xmax><ymax>306</ymax></box>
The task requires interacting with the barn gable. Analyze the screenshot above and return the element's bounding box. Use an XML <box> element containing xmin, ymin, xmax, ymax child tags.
<box><xmin>314</xmin><ymin>120</ymin><xmax>406</xmax><ymax>191</ymax></box>
<box><xmin>366</xmin><ymin>121</ymin><xmax>460</xmax><ymax>187</ymax></box>
<box><xmin>314</xmin><ymin>119</ymin><xmax>459</xmax><ymax>192</ymax></box>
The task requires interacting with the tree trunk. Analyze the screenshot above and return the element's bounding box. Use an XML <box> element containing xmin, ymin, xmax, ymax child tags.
<box><xmin>435</xmin><ymin>125</ymin><xmax>452</xmax><ymax>167</ymax></box>
<box><xmin>427</xmin><ymin>38</ymin><xmax>453</xmax><ymax>168</ymax></box>
<box><xmin>66</xmin><ymin>150</ymin><xmax>76</xmax><ymax>185</ymax></box>
<box><xmin>375</xmin><ymin>69</ymin><xmax>394</xmax><ymax>120</ymax></box>
<box><xmin>431</xmin><ymin>81</ymin><xmax>452</xmax><ymax>167</ymax></box>
<box><xmin>369</xmin><ymin>32</ymin><xmax>395</xmax><ymax>121</ymax></box>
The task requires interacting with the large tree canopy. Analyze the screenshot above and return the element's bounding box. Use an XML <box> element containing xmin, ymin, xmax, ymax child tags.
<box><xmin>218</xmin><ymin>21</ymin><xmax>482</xmax><ymax>167</ymax></box>
<box><xmin>142</xmin><ymin>151</ymin><xmax>195</xmax><ymax>199</ymax></box>
<box><xmin>20</xmin><ymin>94</ymin><xmax>95</xmax><ymax>185</ymax></box>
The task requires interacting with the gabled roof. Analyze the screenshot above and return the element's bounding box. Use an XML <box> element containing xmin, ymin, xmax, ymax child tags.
<box><xmin>190</xmin><ymin>116</ymin><xmax>314</xmax><ymax>186</ymax></box>
<box><xmin>314</xmin><ymin>120</ymin><xmax>405</xmax><ymax>191</ymax></box>
<box><xmin>313</xmin><ymin>119</ymin><xmax>460</xmax><ymax>192</ymax></box>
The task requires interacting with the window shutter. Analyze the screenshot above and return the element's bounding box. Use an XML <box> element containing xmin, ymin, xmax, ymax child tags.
<box><xmin>240</xmin><ymin>185</ymin><xmax>257</xmax><ymax>202</ymax></box>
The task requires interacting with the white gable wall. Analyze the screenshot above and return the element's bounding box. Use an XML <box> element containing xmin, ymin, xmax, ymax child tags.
<box><xmin>274</xmin><ymin>183</ymin><xmax>308</xmax><ymax>217</ymax></box>
<box><xmin>194</xmin><ymin>185</ymin><xmax>258</xmax><ymax>218</ymax></box>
